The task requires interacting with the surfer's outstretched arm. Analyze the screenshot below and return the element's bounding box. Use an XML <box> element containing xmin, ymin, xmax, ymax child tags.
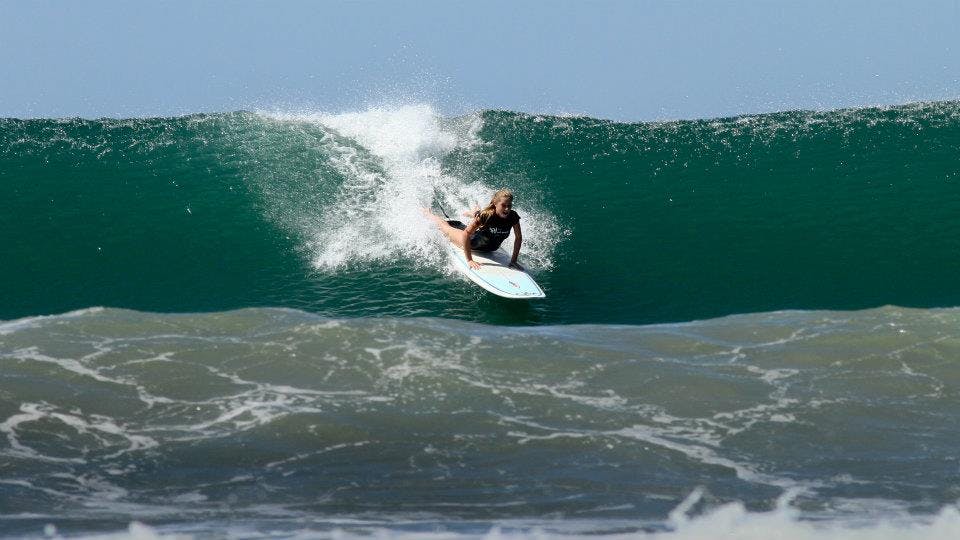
<box><xmin>463</xmin><ymin>220</ymin><xmax>481</xmax><ymax>270</ymax></box>
<box><xmin>509</xmin><ymin>222</ymin><xmax>523</xmax><ymax>269</ymax></box>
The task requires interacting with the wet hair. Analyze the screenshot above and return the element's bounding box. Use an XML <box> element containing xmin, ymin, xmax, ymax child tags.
<box><xmin>475</xmin><ymin>189</ymin><xmax>514</xmax><ymax>227</ymax></box>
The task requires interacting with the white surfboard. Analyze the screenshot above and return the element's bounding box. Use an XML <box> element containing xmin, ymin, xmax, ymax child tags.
<box><xmin>446</xmin><ymin>241</ymin><xmax>546</xmax><ymax>299</ymax></box>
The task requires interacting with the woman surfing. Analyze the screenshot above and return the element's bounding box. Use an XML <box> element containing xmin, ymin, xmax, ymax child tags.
<box><xmin>425</xmin><ymin>189</ymin><xmax>524</xmax><ymax>270</ymax></box>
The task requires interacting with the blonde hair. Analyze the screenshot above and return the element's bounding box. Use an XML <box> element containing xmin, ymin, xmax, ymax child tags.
<box><xmin>475</xmin><ymin>189</ymin><xmax>514</xmax><ymax>227</ymax></box>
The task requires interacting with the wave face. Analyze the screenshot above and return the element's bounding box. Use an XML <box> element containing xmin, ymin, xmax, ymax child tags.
<box><xmin>2</xmin><ymin>306</ymin><xmax>960</xmax><ymax>537</ymax></box>
<box><xmin>4</xmin><ymin>102</ymin><xmax>960</xmax><ymax>324</ymax></box>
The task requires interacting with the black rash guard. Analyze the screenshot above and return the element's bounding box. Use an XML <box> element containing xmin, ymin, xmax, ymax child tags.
<box><xmin>446</xmin><ymin>210</ymin><xmax>521</xmax><ymax>252</ymax></box>
<box><xmin>471</xmin><ymin>210</ymin><xmax>520</xmax><ymax>251</ymax></box>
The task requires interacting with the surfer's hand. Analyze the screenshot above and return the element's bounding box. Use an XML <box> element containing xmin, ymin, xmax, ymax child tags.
<box><xmin>509</xmin><ymin>261</ymin><xmax>523</xmax><ymax>270</ymax></box>
<box><xmin>468</xmin><ymin>260</ymin><xmax>482</xmax><ymax>270</ymax></box>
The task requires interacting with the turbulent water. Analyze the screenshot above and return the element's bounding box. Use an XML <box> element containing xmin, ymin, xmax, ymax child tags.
<box><xmin>3</xmin><ymin>102</ymin><xmax>960</xmax><ymax>538</ymax></box>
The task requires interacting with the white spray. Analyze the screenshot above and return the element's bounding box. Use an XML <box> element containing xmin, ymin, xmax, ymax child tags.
<box><xmin>262</xmin><ymin>104</ymin><xmax>560</xmax><ymax>272</ymax></box>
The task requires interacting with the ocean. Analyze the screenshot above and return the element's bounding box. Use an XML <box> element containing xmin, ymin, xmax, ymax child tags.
<box><xmin>2</xmin><ymin>102</ymin><xmax>960</xmax><ymax>538</ymax></box>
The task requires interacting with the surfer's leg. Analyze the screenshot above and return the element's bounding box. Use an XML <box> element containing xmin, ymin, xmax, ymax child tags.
<box><xmin>439</xmin><ymin>222</ymin><xmax>466</xmax><ymax>248</ymax></box>
<box><xmin>423</xmin><ymin>208</ymin><xmax>466</xmax><ymax>248</ymax></box>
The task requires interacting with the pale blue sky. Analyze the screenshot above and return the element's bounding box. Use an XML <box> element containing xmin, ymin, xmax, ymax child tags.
<box><xmin>1</xmin><ymin>0</ymin><xmax>958</xmax><ymax>121</ymax></box>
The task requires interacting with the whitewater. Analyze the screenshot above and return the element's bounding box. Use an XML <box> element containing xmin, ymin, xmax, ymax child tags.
<box><xmin>3</xmin><ymin>101</ymin><xmax>960</xmax><ymax>538</ymax></box>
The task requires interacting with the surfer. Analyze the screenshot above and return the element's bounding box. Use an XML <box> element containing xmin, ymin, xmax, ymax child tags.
<box><xmin>426</xmin><ymin>189</ymin><xmax>523</xmax><ymax>270</ymax></box>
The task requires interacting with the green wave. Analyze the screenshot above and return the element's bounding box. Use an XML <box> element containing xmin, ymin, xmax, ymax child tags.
<box><xmin>3</xmin><ymin>101</ymin><xmax>960</xmax><ymax>324</ymax></box>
